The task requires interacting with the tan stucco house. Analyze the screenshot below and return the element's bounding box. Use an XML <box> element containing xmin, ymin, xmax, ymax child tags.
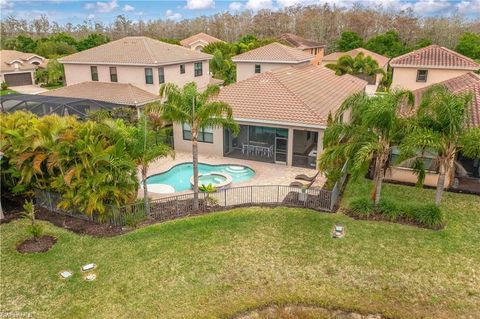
<box><xmin>386</xmin><ymin>72</ymin><xmax>480</xmax><ymax>193</ymax></box>
<box><xmin>231</xmin><ymin>42</ymin><xmax>314</xmax><ymax>82</ymax></box>
<box><xmin>279</xmin><ymin>33</ymin><xmax>325</xmax><ymax>65</ymax></box>
<box><xmin>390</xmin><ymin>45</ymin><xmax>480</xmax><ymax>91</ymax></box>
<box><xmin>1</xmin><ymin>50</ymin><xmax>47</xmax><ymax>87</ymax></box>
<box><xmin>59</xmin><ymin>36</ymin><xmax>213</xmax><ymax>96</ymax></box>
<box><xmin>173</xmin><ymin>64</ymin><xmax>367</xmax><ymax>168</ymax></box>
<box><xmin>180</xmin><ymin>32</ymin><xmax>224</xmax><ymax>51</ymax></box>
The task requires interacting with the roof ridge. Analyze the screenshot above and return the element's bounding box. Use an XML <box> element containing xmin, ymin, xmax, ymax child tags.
<box><xmin>271</xmin><ymin>67</ymin><xmax>324</xmax><ymax>121</ymax></box>
<box><xmin>390</xmin><ymin>44</ymin><xmax>438</xmax><ymax>63</ymax></box>
<box><xmin>142</xmin><ymin>37</ymin><xmax>157</xmax><ymax>64</ymax></box>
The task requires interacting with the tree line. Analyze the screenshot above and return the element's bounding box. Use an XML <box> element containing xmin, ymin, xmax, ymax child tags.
<box><xmin>1</xmin><ymin>4</ymin><xmax>479</xmax><ymax>54</ymax></box>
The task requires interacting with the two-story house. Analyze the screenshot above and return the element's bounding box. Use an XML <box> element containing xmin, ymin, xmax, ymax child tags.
<box><xmin>279</xmin><ymin>33</ymin><xmax>325</xmax><ymax>65</ymax></box>
<box><xmin>390</xmin><ymin>44</ymin><xmax>479</xmax><ymax>90</ymax></box>
<box><xmin>1</xmin><ymin>50</ymin><xmax>47</xmax><ymax>87</ymax></box>
<box><xmin>59</xmin><ymin>36</ymin><xmax>213</xmax><ymax>96</ymax></box>
<box><xmin>180</xmin><ymin>32</ymin><xmax>224</xmax><ymax>51</ymax></box>
<box><xmin>231</xmin><ymin>42</ymin><xmax>314</xmax><ymax>82</ymax></box>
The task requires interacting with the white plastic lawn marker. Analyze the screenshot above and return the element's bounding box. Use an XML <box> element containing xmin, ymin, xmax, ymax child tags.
<box><xmin>332</xmin><ymin>225</ymin><xmax>345</xmax><ymax>238</ymax></box>
<box><xmin>81</xmin><ymin>263</ymin><xmax>96</xmax><ymax>271</ymax></box>
<box><xmin>84</xmin><ymin>273</ymin><xmax>96</xmax><ymax>281</ymax></box>
<box><xmin>59</xmin><ymin>270</ymin><xmax>73</xmax><ymax>279</ymax></box>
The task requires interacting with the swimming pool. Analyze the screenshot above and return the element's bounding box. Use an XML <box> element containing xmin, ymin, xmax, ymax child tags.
<box><xmin>146</xmin><ymin>162</ymin><xmax>255</xmax><ymax>193</ymax></box>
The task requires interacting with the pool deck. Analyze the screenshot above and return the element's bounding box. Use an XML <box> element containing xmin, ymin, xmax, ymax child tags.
<box><xmin>139</xmin><ymin>151</ymin><xmax>325</xmax><ymax>199</ymax></box>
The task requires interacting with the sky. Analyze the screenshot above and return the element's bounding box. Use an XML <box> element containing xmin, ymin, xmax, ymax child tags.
<box><xmin>0</xmin><ymin>0</ymin><xmax>479</xmax><ymax>25</ymax></box>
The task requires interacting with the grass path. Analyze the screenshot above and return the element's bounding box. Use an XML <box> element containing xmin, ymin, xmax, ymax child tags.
<box><xmin>1</xmin><ymin>179</ymin><xmax>479</xmax><ymax>318</ymax></box>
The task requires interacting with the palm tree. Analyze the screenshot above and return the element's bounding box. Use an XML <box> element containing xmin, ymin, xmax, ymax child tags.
<box><xmin>319</xmin><ymin>90</ymin><xmax>413</xmax><ymax>205</ymax></box>
<box><xmin>400</xmin><ymin>85</ymin><xmax>480</xmax><ymax>205</ymax></box>
<box><xmin>160</xmin><ymin>82</ymin><xmax>238</xmax><ymax>210</ymax></box>
<box><xmin>326</xmin><ymin>52</ymin><xmax>386</xmax><ymax>84</ymax></box>
<box><xmin>125</xmin><ymin>114</ymin><xmax>174</xmax><ymax>213</ymax></box>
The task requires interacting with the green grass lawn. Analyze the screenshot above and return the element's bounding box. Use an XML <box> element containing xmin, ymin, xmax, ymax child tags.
<box><xmin>0</xmin><ymin>89</ymin><xmax>18</xmax><ymax>96</ymax></box>
<box><xmin>1</xmin><ymin>178</ymin><xmax>479</xmax><ymax>318</ymax></box>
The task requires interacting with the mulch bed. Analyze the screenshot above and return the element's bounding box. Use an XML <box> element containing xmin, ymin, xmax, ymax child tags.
<box><xmin>16</xmin><ymin>235</ymin><xmax>57</xmax><ymax>253</ymax></box>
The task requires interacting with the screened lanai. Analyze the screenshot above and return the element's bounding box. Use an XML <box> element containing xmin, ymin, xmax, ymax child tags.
<box><xmin>1</xmin><ymin>94</ymin><xmax>124</xmax><ymax>118</ymax></box>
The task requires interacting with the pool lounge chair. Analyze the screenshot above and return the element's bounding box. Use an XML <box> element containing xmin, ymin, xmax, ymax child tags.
<box><xmin>295</xmin><ymin>171</ymin><xmax>319</xmax><ymax>182</ymax></box>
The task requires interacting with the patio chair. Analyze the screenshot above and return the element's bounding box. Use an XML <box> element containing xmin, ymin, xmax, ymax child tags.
<box><xmin>295</xmin><ymin>171</ymin><xmax>319</xmax><ymax>182</ymax></box>
<box><xmin>289</xmin><ymin>181</ymin><xmax>309</xmax><ymax>188</ymax></box>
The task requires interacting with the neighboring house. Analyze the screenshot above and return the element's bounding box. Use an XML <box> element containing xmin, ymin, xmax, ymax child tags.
<box><xmin>59</xmin><ymin>36</ymin><xmax>213</xmax><ymax>95</ymax></box>
<box><xmin>321</xmin><ymin>47</ymin><xmax>389</xmax><ymax>92</ymax></box>
<box><xmin>279</xmin><ymin>33</ymin><xmax>325</xmax><ymax>65</ymax></box>
<box><xmin>0</xmin><ymin>50</ymin><xmax>47</xmax><ymax>87</ymax></box>
<box><xmin>386</xmin><ymin>72</ymin><xmax>480</xmax><ymax>193</ymax></box>
<box><xmin>390</xmin><ymin>44</ymin><xmax>480</xmax><ymax>91</ymax></box>
<box><xmin>172</xmin><ymin>64</ymin><xmax>367</xmax><ymax>168</ymax></box>
<box><xmin>231</xmin><ymin>42</ymin><xmax>314</xmax><ymax>82</ymax></box>
<box><xmin>180</xmin><ymin>32</ymin><xmax>224</xmax><ymax>51</ymax></box>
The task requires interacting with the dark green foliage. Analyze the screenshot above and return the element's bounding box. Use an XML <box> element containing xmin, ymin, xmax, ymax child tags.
<box><xmin>365</xmin><ymin>31</ymin><xmax>407</xmax><ymax>58</ymax></box>
<box><xmin>414</xmin><ymin>38</ymin><xmax>433</xmax><ymax>49</ymax></box>
<box><xmin>87</xmin><ymin>107</ymin><xmax>138</xmax><ymax>126</ymax></box>
<box><xmin>4</xmin><ymin>35</ymin><xmax>37</xmax><ymax>53</ymax></box>
<box><xmin>158</xmin><ymin>38</ymin><xmax>181</xmax><ymax>45</ymax></box>
<box><xmin>348</xmin><ymin>196</ymin><xmax>445</xmax><ymax>229</ymax></box>
<box><xmin>324</xmin><ymin>168</ymin><xmax>342</xmax><ymax>191</ymax></box>
<box><xmin>22</xmin><ymin>200</ymin><xmax>44</xmax><ymax>240</ymax></box>
<box><xmin>76</xmin><ymin>33</ymin><xmax>110</xmax><ymax>51</ymax></box>
<box><xmin>35</xmin><ymin>40</ymin><xmax>77</xmax><ymax>58</ymax></box>
<box><xmin>1</xmin><ymin>82</ymin><xmax>8</xmax><ymax>90</ymax></box>
<box><xmin>335</xmin><ymin>31</ymin><xmax>364</xmax><ymax>52</ymax></box>
<box><xmin>455</xmin><ymin>32</ymin><xmax>480</xmax><ymax>60</ymax></box>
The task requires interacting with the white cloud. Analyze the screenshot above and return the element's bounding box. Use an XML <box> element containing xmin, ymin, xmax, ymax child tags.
<box><xmin>0</xmin><ymin>0</ymin><xmax>13</xmax><ymax>9</ymax></box>
<box><xmin>122</xmin><ymin>4</ymin><xmax>135</xmax><ymax>12</ymax></box>
<box><xmin>229</xmin><ymin>2</ymin><xmax>243</xmax><ymax>11</ymax></box>
<box><xmin>246</xmin><ymin>0</ymin><xmax>273</xmax><ymax>10</ymax></box>
<box><xmin>408</xmin><ymin>0</ymin><xmax>451</xmax><ymax>14</ymax></box>
<box><xmin>277</xmin><ymin>0</ymin><xmax>317</xmax><ymax>7</ymax></box>
<box><xmin>87</xmin><ymin>13</ymin><xmax>95</xmax><ymax>19</ymax></box>
<box><xmin>185</xmin><ymin>0</ymin><xmax>215</xmax><ymax>10</ymax></box>
<box><xmin>166</xmin><ymin>9</ymin><xmax>182</xmax><ymax>21</ymax></box>
<box><xmin>84</xmin><ymin>0</ymin><xmax>119</xmax><ymax>13</ymax></box>
<box><xmin>456</xmin><ymin>0</ymin><xmax>480</xmax><ymax>13</ymax></box>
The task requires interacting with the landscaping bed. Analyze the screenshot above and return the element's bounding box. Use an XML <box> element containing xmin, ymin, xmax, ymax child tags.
<box><xmin>16</xmin><ymin>235</ymin><xmax>57</xmax><ymax>254</ymax></box>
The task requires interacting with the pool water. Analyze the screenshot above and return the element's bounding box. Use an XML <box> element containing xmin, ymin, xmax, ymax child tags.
<box><xmin>146</xmin><ymin>162</ymin><xmax>255</xmax><ymax>192</ymax></box>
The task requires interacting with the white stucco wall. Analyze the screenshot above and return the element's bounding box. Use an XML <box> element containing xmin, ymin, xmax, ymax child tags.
<box><xmin>391</xmin><ymin>67</ymin><xmax>471</xmax><ymax>91</ymax></box>
<box><xmin>235</xmin><ymin>61</ymin><xmax>310</xmax><ymax>82</ymax></box>
<box><xmin>63</xmin><ymin>60</ymin><xmax>210</xmax><ymax>94</ymax></box>
<box><xmin>172</xmin><ymin>122</ymin><xmax>224</xmax><ymax>156</ymax></box>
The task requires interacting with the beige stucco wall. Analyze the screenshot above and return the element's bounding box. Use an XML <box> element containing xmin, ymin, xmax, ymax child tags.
<box><xmin>235</xmin><ymin>61</ymin><xmax>310</xmax><ymax>82</ymax></box>
<box><xmin>302</xmin><ymin>47</ymin><xmax>324</xmax><ymax>65</ymax></box>
<box><xmin>63</xmin><ymin>60</ymin><xmax>210</xmax><ymax>94</ymax></box>
<box><xmin>172</xmin><ymin>122</ymin><xmax>224</xmax><ymax>156</ymax></box>
<box><xmin>385</xmin><ymin>167</ymin><xmax>452</xmax><ymax>188</ymax></box>
<box><xmin>391</xmin><ymin>67</ymin><xmax>470</xmax><ymax>91</ymax></box>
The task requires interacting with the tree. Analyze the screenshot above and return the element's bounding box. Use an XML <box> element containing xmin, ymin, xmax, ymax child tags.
<box><xmin>76</xmin><ymin>33</ymin><xmax>110</xmax><ymax>51</ymax></box>
<box><xmin>455</xmin><ymin>32</ymin><xmax>480</xmax><ymax>60</ymax></box>
<box><xmin>325</xmin><ymin>52</ymin><xmax>385</xmax><ymax>83</ymax></box>
<box><xmin>125</xmin><ymin>115</ymin><xmax>174</xmax><ymax>213</ymax></box>
<box><xmin>160</xmin><ymin>83</ymin><xmax>238</xmax><ymax>210</ymax></box>
<box><xmin>35</xmin><ymin>40</ymin><xmax>77</xmax><ymax>58</ymax></box>
<box><xmin>46</xmin><ymin>58</ymin><xmax>64</xmax><ymax>84</ymax></box>
<box><xmin>319</xmin><ymin>90</ymin><xmax>413</xmax><ymax>206</ymax></box>
<box><xmin>335</xmin><ymin>31</ymin><xmax>364</xmax><ymax>52</ymax></box>
<box><xmin>209</xmin><ymin>49</ymin><xmax>236</xmax><ymax>84</ymax></box>
<box><xmin>401</xmin><ymin>86</ymin><xmax>480</xmax><ymax>205</ymax></box>
<box><xmin>365</xmin><ymin>30</ymin><xmax>407</xmax><ymax>58</ymax></box>
<box><xmin>4</xmin><ymin>35</ymin><xmax>37</xmax><ymax>53</ymax></box>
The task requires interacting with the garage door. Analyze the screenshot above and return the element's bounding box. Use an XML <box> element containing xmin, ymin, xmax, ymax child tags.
<box><xmin>4</xmin><ymin>73</ymin><xmax>33</xmax><ymax>86</ymax></box>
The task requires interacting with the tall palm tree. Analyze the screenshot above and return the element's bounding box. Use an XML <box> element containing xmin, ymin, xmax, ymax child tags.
<box><xmin>160</xmin><ymin>82</ymin><xmax>238</xmax><ymax>210</ymax></box>
<box><xmin>400</xmin><ymin>85</ymin><xmax>480</xmax><ymax>205</ymax></box>
<box><xmin>319</xmin><ymin>90</ymin><xmax>413</xmax><ymax>205</ymax></box>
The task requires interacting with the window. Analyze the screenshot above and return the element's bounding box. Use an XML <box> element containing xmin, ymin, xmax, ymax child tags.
<box><xmin>109</xmin><ymin>67</ymin><xmax>117</xmax><ymax>82</ymax></box>
<box><xmin>194</xmin><ymin>62</ymin><xmax>203</xmax><ymax>77</ymax></box>
<box><xmin>145</xmin><ymin>68</ymin><xmax>153</xmax><ymax>84</ymax></box>
<box><xmin>255</xmin><ymin>64</ymin><xmax>261</xmax><ymax>74</ymax></box>
<box><xmin>180</xmin><ymin>64</ymin><xmax>185</xmax><ymax>74</ymax></box>
<box><xmin>416</xmin><ymin>69</ymin><xmax>428</xmax><ymax>82</ymax></box>
<box><xmin>90</xmin><ymin>66</ymin><xmax>98</xmax><ymax>81</ymax></box>
<box><xmin>182</xmin><ymin>123</ymin><xmax>213</xmax><ymax>143</ymax></box>
<box><xmin>158</xmin><ymin>67</ymin><xmax>165</xmax><ymax>84</ymax></box>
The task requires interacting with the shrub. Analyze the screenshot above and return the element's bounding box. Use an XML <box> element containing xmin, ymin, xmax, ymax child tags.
<box><xmin>22</xmin><ymin>200</ymin><xmax>44</xmax><ymax>240</ymax></box>
<box><xmin>349</xmin><ymin>197</ymin><xmax>374</xmax><ymax>217</ymax></box>
<box><xmin>409</xmin><ymin>203</ymin><xmax>445</xmax><ymax>229</ymax></box>
<box><xmin>378</xmin><ymin>198</ymin><xmax>402</xmax><ymax>221</ymax></box>
<box><xmin>1</xmin><ymin>81</ymin><xmax>8</xmax><ymax>90</ymax></box>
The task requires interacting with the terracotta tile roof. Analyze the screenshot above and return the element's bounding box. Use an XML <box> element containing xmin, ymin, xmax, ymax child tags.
<box><xmin>231</xmin><ymin>42</ymin><xmax>314</xmax><ymax>63</ymax></box>
<box><xmin>180</xmin><ymin>32</ymin><xmax>223</xmax><ymax>47</ymax></box>
<box><xmin>1</xmin><ymin>50</ymin><xmax>47</xmax><ymax>72</ymax></box>
<box><xmin>322</xmin><ymin>48</ymin><xmax>390</xmax><ymax>68</ymax></box>
<box><xmin>411</xmin><ymin>72</ymin><xmax>480</xmax><ymax>128</ymax></box>
<box><xmin>59</xmin><ymin>36</ymin><xmax>211</xmax><ymax>65</ymax></box>
<box><xmin>39</xmin><ymin>82</ymin><xmax>159</xmax><ymax>106</ymax></box>
<box><xmin>214</xmin><ymin>64</ymin><xmax>367</xmax><ymax>127</ymax></box>
<box><xmin>390</xmin><ymin>45</ymin><xmax>479</xmax><ymax>70</ymax></box>
<box><xmin>279</xmin><ymin>33</ymin><xmax>325</xmax><ymax>49</ymax></box>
